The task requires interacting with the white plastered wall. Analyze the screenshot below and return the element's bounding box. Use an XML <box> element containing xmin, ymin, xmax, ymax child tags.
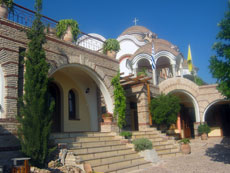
<box><xmin>50</xmin><ymin>64</ymin><xmax>114</xmax><ymax>132</ymax></box>
<box><xmin>116</xmin><ymin>39</ymin><xmax>140</xmax><ymax>60</ymax></box>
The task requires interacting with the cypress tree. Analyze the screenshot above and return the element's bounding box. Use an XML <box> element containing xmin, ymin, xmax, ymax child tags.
<box><xmin>17</xmin><ymin>0</ymin><xmax>54</xmax><ymax>167</ymax></box>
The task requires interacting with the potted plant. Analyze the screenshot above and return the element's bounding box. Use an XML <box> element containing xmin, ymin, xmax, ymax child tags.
<box><xmin>56</xmin><ymin>19</ymin><xmax>80</xmax><ymax>42</ymax></box>
<box><xmin>179</xmin><ymin>138</ymin><xmax>191</xmax><ymax>154</ymax></box>
<box><xmin>120</xmin><ymin>131</ymin><xmax>132</xmax><ymax>139</ymax></box>
<box><xmin>103</xmin><ymin>38</ymin><xmax>120</xmax><ymax>58</ymax></box>
<box><xmin>0</xmin><ymin>0</ymin><xmax>13</xmax><ymax>19</ymax></box>
<box><xmin>198</xmin><ymin>123</ymin><xmax>211</xmax><ymax>140</ymax></box>
<box><xmin>102</xmin><ymin>112</ymin><xmax>113</xmax><ymax>123</ymax></box>
<box><xmin>137</xmin><ymin>67</ymin><xmax>148</xmax><ymax>77</ymax></box>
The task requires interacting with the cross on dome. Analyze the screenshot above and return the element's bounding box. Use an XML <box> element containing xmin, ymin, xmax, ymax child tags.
<box><xmin>133</xmin><ymin>18</ymin><xmax>139</xmax><ymax>26</ymax></box>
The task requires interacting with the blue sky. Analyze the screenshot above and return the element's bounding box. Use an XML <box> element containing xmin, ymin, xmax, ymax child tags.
<box><xmin>14</xmin><ymin>0</ymin><xmax>228</xmax><ymax>84</ymax></box>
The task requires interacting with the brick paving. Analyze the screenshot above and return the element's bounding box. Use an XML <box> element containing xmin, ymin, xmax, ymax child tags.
<box><xmin>133</xmin><ymin>137</ymin><xmax>230</xmax><ymax>173</ymax></box>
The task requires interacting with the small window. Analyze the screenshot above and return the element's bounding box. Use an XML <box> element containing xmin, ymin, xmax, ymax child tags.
<box><xmin>68</xmin><ymin>89</ymin><xmax>79</xmax><ymax>120</ymax></box>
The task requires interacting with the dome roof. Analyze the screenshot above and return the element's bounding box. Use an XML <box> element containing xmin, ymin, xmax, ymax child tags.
<box><xmin>119</xmin><ymin>25</ymin><xmax>157</xmax><ymax>42</ymax></box>
<box><xmin>130</xmin><ymin>39</ymin><xmax>180</xmax><ymax>60</ymax></box>
<box><xmin>120</xmin><ymin>25</ymin><xmax>152</xmax><ymax>36</ymax></box>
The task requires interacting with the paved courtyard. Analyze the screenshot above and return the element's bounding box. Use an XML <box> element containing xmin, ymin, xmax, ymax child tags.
<box><xmin>135</xmin><ymin>137</ymin><xmax>230</xmax><ymax>173</ymax></box>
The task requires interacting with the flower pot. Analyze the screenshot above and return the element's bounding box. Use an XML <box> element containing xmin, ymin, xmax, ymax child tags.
<box><xmin>102</xmin><ymin>116</ymin><xmax>113</xmax><ymax>123</ymax></box>
<box><xmin>180</xmin><ymin>143</ymin><xmax>191</xmax><ymax>154</ymax></box>
<box><xmin>63</xmin><ymin>26</ymin><xmax>73</xmax><ymax>42</ymax></box>
<box><xmin>106</xmin><ymin>50</ymin><xmax>116</xmax><ymax>58</ymax></box>
<box><xmin>201</xmin><ymin>133</ymin><xmax>208</xmax><ymax>140</ymax></box>
<box><xmin>0</xmin><ymin>3</ymin><xmax>8</xmax><ymax>19</ymax></box>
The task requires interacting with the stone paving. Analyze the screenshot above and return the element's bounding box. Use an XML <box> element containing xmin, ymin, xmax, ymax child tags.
<box><xmin>133</xmin><ymin>137</ymin><xmax>230</xmax><ymax>173</ymax></box>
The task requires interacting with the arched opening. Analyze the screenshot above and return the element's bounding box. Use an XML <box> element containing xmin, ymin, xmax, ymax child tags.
<box><xmin>156</xmin><ymin>56</ymin><xmax>172</xmax><ymax>84</ymax></box>
<box><xmin>204</xmin><ymin>101</ymin><xmax>230</xmax><ymax>137</ymax></box>
<box><xmin>49</xmin><ymin>64</ymin><xmax>113</xmax><ymax>132</ymax></box>
<box><xmin>68</xmin><ymin>89</ymin><xmax>79</xmax><ymax>120</ymax></box>
<box><xmin>171</xmin><ymin>91</ymin><xmax>198</xmax><ymax>138</ymax></box>
<box><xmin>49</xmin><ymin>82</ymin><xmax>62</xmax><ymax>132</ymax></box>
<box><xmin>137</xmin><ymin>58</ymin><xmax>152</xmax><ymax>77</ymax></box>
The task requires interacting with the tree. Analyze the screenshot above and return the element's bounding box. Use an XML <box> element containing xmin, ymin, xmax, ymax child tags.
<box><xmin>17</xmin><ymin>0</ymin><xmax>54</xmax><ymax>167</ymax></box>
<box><xmin>209</xmin><ymin>1</ymin><xmax>230</xmax><ymax>98</ymax></box>
<box><xmin>150</xmin><ymin>94</ymin><xmax>180</xmax><ymax>128</ymax></box>
<box><xmin>111</xmin><ymin>71</ymin><xmax>126</xmax><ymax>129</ymax></box>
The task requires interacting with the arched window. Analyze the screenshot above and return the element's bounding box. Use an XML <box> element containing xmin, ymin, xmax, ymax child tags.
<box><xmin>68</xmin><ymin>89</ymin><xmax>79</xmax><ymax>120</ymax></box>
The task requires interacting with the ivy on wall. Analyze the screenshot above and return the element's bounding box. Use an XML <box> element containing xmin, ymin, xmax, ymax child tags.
<box><xmin>111</xmin><ymin>71</ymin><xmax>126</xmax><ymax>129</ymax></box>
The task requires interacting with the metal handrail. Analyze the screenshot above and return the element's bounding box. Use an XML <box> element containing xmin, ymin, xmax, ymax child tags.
<box><xmin>8</xmin><ymin>3</ymin><xmax>105</xmax><ymax>51</ymax></box>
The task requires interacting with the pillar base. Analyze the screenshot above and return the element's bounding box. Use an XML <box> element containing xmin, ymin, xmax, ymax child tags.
<box><xmin>100</xmin><ymin>122</ymin><xmax>119</xmax><ymax>132</ymax></box>
<box><xmin>138</xmin><ymin>123</ymin><xmax>150</xmax><ymax>131</ymax></box>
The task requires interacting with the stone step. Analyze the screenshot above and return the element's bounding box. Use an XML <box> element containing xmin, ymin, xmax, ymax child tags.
<box><xmin>153</xmin><ymin>143</ymin><xmax>178</xmax><ymax>150</ymax></box>
<box><xmin>78</xmin><ymin>148</ymin><xmax>135</xmax><ymax>160</ymax></box>
<box><xmin>76</xmin><ymin>136</ymin><xmax>115</xmax><ymax>142</ymax></box>
<box><xmin>149</xmin><ymin>137</ymin><xmax>165</xmax><ymax>142</ymax></box>
<box><xmin>131</xmin><ymin>133</ymin><xmax>158</xmax><ymax>139</ymax></box>
<box><xmin>68</xmin><ymin>139</ymin><xmax>121</xmax><ymax>148</ymax></box>
<box><xmin>151</xmin><ymin>139</ymin><xmax>176</xmax><ymax>145</ymax></box>
<box><xmin>131</xmin><ymin>131</ymin><xmax>158</xmax><ymax>135</ymax></box>
<box><xmin>104</xmin><ymin>160</ymin><xmax>152</xmax><ymax>173</ymax></box>
<box><xmin>89</xmin><ymin>156</ymin><xmax>143</xmax><ymax>167</ymax></box>
<box><xmin>68</xmin><ymin>144</ymin><xmax>127</xmax><ymax>154</ymax></box>
<box><xmin>83</xmin><ymin>152</ymin><xmax>139</xmax><ymax>166</ymax></box>
<box><xmin>51</xmin><ymin>132</ymin><xmax>113</xmax><ymax>140</ymax></box>
<box><xmin>54</xmin><ymin>135</ymin><xmax>116</xmax><ymax>143</ymax></box>
<box><xmin>92</xmin><ymin>157</ymin><xmax>145</xmax><ymax>171</ymax></box>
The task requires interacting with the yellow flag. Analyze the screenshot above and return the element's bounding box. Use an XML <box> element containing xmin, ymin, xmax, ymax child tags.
<box><xmin>187</xmin><ymin>44</ymin><xmax>193</xmax><ymax>72</ymax></box>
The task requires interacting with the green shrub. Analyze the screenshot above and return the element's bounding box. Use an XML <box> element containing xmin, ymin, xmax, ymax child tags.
<box><xmin>0</xmin><ymin>0</ymin><xmax>13</xmax><ymax>8</ymax></box>
<box><xmin>179</xmin><ymin>138</ymin><xmax>190</xmax><ymax>144</ymax></box>
<box><xmin>150</xmin><ymin>94</ymin><xmax>180</xmax><ymax>128</ymax></box>
<box><xmin>132</xmin><ymin>138</ymin><xmax>152</xmax><ymax>152</ymax></box>
<box><xmin>56</xmin><ymin>19</ymin><xmax>80</xmax><ymax>41</ymax></box>
<box><xmin>120</xmin><ymin>131</ymin><xmax>132</xmax><ymax>139</ymax></box>
<box><xmin>198</xmin><ymin>123</ymin><xmax>211</xmax><ymax>134</ymax></box>
<box><xmin>103</xmin><ymin>39</ymin><xmax>120</xmax><ymax>54</ymax></box>
<box><xmin>111</xmin><ymin>71</ymin><xmax>126</xmax><ymax>129</ymax></box>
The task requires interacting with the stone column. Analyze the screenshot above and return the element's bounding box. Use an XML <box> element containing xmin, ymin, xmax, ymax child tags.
<box><xmin>133</xmin><ymin>67</ymin><xmax>137</xmax><ymax>77</ymax></box>
<box><xmin>172</xmin><ymin>64</ymin><xmax>176</xmax><ymax>77</ymax></box>
<box><xmin>193</xmin><ymin>122</ymin><xmax>200</xmax><ymax>138</ymax></box>
<box><xmin>152</xmin><ymin>69</ymin><xmax>157</xmax><ymax>85</ymax></box>
<box><xmin>137</xmin><ymin>89</ymin><xmax>150</xmax><ymax>131</ymax></box>
<box><xmin>180</xmin><ymin>67</ymin><xmax>183</xmax><ymax>78</ymax></box>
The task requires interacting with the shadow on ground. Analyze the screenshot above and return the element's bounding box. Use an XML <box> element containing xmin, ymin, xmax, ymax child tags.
<box><xmin>206</xmin><ymin>137</ymin><xmax>230</xmax><ymax>164</ymax></box>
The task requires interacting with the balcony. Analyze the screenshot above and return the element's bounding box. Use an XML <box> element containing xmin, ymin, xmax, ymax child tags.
<box><xmin>7</xmin><ymin>3</ymin><xmax>104</xmax><ymax>52</ymax></box>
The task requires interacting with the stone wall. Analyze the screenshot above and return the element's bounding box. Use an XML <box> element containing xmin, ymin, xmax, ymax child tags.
<box><xmin>0</xmin><ymin>19</ymin><xmax>119</xmax><ymax>118</ymax></box>
<box><xmin>0</xmin><ymin>18</ymin><xmax>119</xmax><ymax>121</ymax></box>
<box><xmin>159</xmin><ymin>77</ymin><xmax>225</xmax><ymax>122</ymax></box>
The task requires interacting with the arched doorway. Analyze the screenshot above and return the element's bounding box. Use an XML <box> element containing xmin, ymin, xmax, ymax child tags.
<box><xmin>171</xmin><ymin>91</ymin><xmax>198</xmax><ymax>138</ymax></box>
<box><xmin>204</xmin><ymin>101</ymin><xmax>230</xmax><ymax>137</ymax></box>
<box><xmin>49</xmin><ymin>64</ymin><xmax>114</xmax><ymax>132</ymax></box>
<box><xmin>49</xmin><ymin>82</ymin><xmax>61</xmax><ymax>132</ymax></box>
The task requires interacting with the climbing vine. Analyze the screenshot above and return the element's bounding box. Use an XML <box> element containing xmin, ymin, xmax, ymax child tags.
<box><xmin>111</xmin><ymin>71</ymin><xmax>126</xmax><ymax>129</ymax></box>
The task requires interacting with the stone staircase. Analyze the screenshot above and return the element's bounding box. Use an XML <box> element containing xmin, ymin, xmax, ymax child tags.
<box><xmin>51</xmin><ymin>132</ymin><xmax>152</xmax><ymax>173</ymax></box>
<box><xmin>131</xmin><ymin>128</ymin><xmax>182</xmax><ymax>158</ymax></box>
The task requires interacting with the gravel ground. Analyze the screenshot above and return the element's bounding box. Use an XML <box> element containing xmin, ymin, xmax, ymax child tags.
<box><xmin>134</xmin><ymin>137</ymin><xmax>230</xmax><ymax>173</ymax></box>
